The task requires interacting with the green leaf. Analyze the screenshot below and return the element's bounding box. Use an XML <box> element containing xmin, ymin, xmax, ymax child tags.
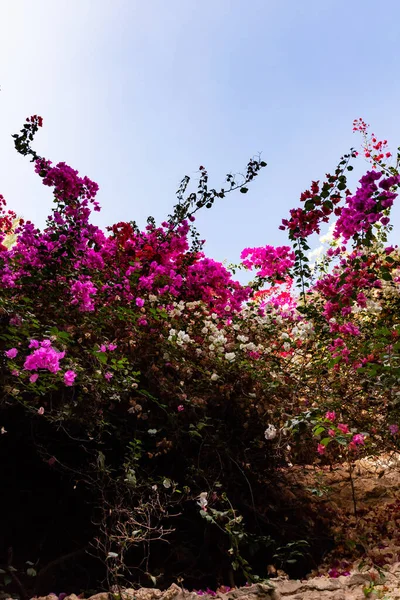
<box><xmin>57</xmin><ymin>331</ymin><xmax>71</xmax><ymax>340</ymax></box>
<box><xmin>336</xmin><ymin>437</ymin><xmax>348</xmax><ymax>446</ymax></box>
<box><xmin>313</xmin><ymin>426</ymin><xmax>325</xmax><ymax>436</ymax></box>
<box><xmin>381</xmin><ymin>271</ymin><xmax>392</xmax><ymax>281</ymax></box>
<box><xmin>320</xmin><ymin>437</ymin><xmax>331</xmax><ymax>446</ymax></box>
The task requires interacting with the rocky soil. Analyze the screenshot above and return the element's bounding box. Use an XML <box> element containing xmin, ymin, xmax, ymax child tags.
<box><xmin>6</xmin><ymin>453</ymin><xmax>400</xmax><ymax>600</ymax></box>
<box><xmin>28</xmin><ymin>574</ymin><xmax>400</xmax><ymax>600</ymax></box>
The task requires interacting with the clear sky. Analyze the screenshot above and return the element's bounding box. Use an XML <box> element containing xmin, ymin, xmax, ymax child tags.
<box><xmin>1</xmin><ymin>0</ymin><xmax>399</xmax><ymax>268</ymax></box>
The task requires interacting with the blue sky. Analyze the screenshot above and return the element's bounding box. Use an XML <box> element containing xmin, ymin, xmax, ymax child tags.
<box><xmin>0</xmin><ymin>0</ymin><xmax>399</xmax><ymax>269</ymax></box>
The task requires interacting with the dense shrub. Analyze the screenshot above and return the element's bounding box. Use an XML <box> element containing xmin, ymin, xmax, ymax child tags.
<box><xmin>0</xmin><ymin>116</ymin><xmax>399</xmax><ymax>594</ymax></box>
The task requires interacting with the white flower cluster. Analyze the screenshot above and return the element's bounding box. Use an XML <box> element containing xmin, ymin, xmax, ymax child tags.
<box><xmin>168</xmin><ymin>329</ymin><xmax>193</xmax><ymax>346</ymax></box>
<box><xmin>377</xmin><ymin>278</ymin><xmax>400</xmax><ymax>299</ymax></box>
<box><xmin>237</xmin><ymin>334</ymin><xmax>249</xmax><ymax>343</ymax></box>
<box><xmin>236</xmin><ymin>333</ymin><xmax>265</xmax><ymax>354</ymax></box>
<box><xmin>201</xmin><ymin>318</ymin><xmax>228</xmax><ymax>354</ymax></box>
<box><xmin>352</xmin><ymin>298</ymin><xmax>382</xmax><ymax>315</ymax></box>
<box><xmin>169</xmin><ymin>301</ymin><xmax>186</xmax><ymax>317</ymax></box>
<box><xmin>291</xmin><ymin>320</ymin><xmax>315</xmax><ymax>341</ymax></box>
<box><xmin>308</xmin><ymin>221</ymin><xmax>343</xmax><ymax>270</ymax></box>
<box><xmin>197</xmin><ymin>491</ymin><xmax>208</xmax><ymax>510</ymax></box>
<box><xmin>264</xmin><ymin>424</ymin><xmax>277</xmax><ymax>440</ymax></box>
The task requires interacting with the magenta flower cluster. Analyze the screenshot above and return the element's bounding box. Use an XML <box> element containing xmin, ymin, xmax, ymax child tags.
<box><xmin>240</xmin><ymin>245</ymin><xmax>295</xmax><ymax>280</ymax></box>
<box><xmin>24</xmin><ymin>340</ymin><xmax>66</xmax><ymax>373</ymax></box>
<box><xmin>0</xmin><ymin>147</ymin><xmax>253</xmax><ymax>318</ymax></box>
<box><xmin>334</xmin><ymin>171</ymin><xmax>400</xmax><ymax>242</ymax></box>
<box><xmin>70</xmin><ymin>278</ymin><xmax>98</xmax><ymax>312</ymax></box>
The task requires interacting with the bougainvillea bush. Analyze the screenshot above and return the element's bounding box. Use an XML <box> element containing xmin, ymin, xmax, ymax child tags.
<box><xmin>0</xmin><ymin>116</ymin><xmax>399</xmax><ymax>594</ymax></box>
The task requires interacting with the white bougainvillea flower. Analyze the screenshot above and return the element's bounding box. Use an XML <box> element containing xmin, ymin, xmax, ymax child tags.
<box><xmin>197</xmin><ymin>492</ymin><xmax>208</xmax><ymax>510</ymax></box>
<box><xmin>264</xmin><ymin>424</ymin><xmax>277</xmax><ymax>440</ymax></box>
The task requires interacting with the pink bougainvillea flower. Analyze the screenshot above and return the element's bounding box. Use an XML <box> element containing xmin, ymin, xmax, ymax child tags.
<box><xmin>328</xmin><ymin>568</ymin><xmax>340</xmax><ymax>578</ymax></box>
<box><xmin>328</xmin><ymin>568</ymin><xmax>350</xmax><ymax>578</ymax></box>
<box><xmin>389</xmin><ymin>424</ymin><xmax>399</xmax><ymax>435</ymax></box>
<box><xmin>30</xmin><ymin>373</ymin><xmax>39</xmax><ymax>383</ymax></box>
<box><xmin>70</xmin><ymin>278</ymin><xmax>97</xmax><ymax>312</ymax></box>
<box><xmin>97</xmin><ymin>344</ymin><xmax>107</xmax><ymax>352</ymax></box>
<box><xmin>328</xmin><ymin>429</ymin><xmax>336</xmax><ymax>437</ymax></box>
<box><xmin>48</xmin><ymin>456</ymin><xmax>56</xmax><ymax>466</ymax></box>
<box><xmin>352</xmin><ymin>433</ymin><xmax>365</xmax><ymax>446</ymax></box>
<box><xmin>5</xmin><ymin>348</ymin><xmax>18</xmax><ymax>358</ymax></box>
<box><xmin>9</xmin><ymin>316</ymin><xmax>22</xmax><ymax>326</ymax></box>
<box><xmin>11</xmin><ymin>370</ymin><xmax>19</xmax><ymax>376</ymax></box>
<box><xmin>317</xmin><ymin>443</ymin><xmax>326</xmax><ymax>455</ymax></box>
<box><xmin>135</xmin><ymin>297</ymin><xmax>145</xmax><ymax>307</ymax></box>
<box><xmin>37</xmin><ymin>406</ymin><xmax>44</xmax><ymax>414</ymax></box>
<box><xmin>64</xmin><ymin>370</ymin><xmax>77</xmax><ymax>386</ymax></box>
<box><xmin>24</xmin><ymin>344</ymin><xmax>65</xmax><ymax>373</ymax></box>
<box><xmin>240</xmin><ymin>244</ymin><xmax>295</xmax><ymax>279</ymax></box>
<box><xmin>28</xmin><ymin>339</ymin><xmax>40</xmax><ymax>349</ymax></box>
<box><xmin>325</xmin><ymin>411</ymin><xmax>336</xmax><ymax>422</ymax></box>
<box><xmin>104</xmin><ymin>372</ymin><xmax>113</xmax><ymax>381</ymax></box>
<box><xmin>177</xmin><ymin>404</ymin><xmax>184</xmax><ymax>412</ymax></box>
<box><xmin>108</xmin><ymin>343</ymin><xmax>117</xmax><ymax>351</ymax></box>
<box><xmin>337</xmin><ymin>423</ymin><xmax>349</xmax><ymax>434</ymax></box>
